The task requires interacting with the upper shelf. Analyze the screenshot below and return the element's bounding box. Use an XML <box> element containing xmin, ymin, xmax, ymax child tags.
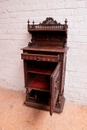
<box><xmin>27</xmin><ymin>17</ymin><xmax>68</xmax><ymax>32</ymax></box>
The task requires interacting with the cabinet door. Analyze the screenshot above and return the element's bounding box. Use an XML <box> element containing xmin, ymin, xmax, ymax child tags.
<box><xmin>50</xmin><ymin>62</ymin><xmax>61</xmax><ymax>116</ymax></box>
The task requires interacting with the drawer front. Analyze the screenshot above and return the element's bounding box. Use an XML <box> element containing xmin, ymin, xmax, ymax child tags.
<box><xmin>21</xmin><ymin>53</ymin><xmax>59</xmax><ymax>62</ymax></box>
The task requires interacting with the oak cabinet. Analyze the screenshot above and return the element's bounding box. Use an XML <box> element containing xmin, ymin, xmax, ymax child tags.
<box><xmin>21</xmin><ymin>17</ymin><xmax>68</xmax><ymax>116</ymax></box>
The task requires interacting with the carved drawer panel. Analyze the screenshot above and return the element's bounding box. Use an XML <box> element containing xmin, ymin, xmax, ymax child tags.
<box><xmin>21</xmin><ymin>53</ymin><xmax>59</xmax><ymax>62</ymax></box>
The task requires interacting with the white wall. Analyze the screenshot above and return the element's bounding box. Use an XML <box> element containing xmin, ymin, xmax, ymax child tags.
<box><xmin>0</xmin><ymin>0</ymin><xmax>87</xmax><ymax>104</ymax></box>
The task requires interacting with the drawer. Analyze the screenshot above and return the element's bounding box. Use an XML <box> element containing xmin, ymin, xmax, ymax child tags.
<box><xmin>21</xmin><ymin>53</ymin><xmax>59</xmax><ymax>62</ymax></box>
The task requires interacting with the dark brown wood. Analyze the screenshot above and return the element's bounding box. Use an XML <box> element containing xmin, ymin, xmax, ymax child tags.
<box><xmin>21</xmin><ymin>17</ymin><xmax>68</xmax><ymax>116</ymax></box>
<box><xmin>50</xmin><ymin>62</ymin><xmax>61</xmax><ymax>115</ymax></box>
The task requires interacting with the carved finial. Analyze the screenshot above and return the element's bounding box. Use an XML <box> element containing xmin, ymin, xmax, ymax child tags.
<box><xmin>32</xmin><ymin>20</ymin><xmax>35</xmax><ymax>25</ymax></box>
<box><xmin>65</xmin><ymin>19</ymin><xmax>67</xmax><ymax>24</ymax></box>
<box><xmin>27</xmin><ymin>19</ymin><xmax>30</xmax><ymax>25</ymax></box>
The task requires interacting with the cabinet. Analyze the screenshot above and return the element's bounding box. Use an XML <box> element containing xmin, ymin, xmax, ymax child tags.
<box><xmin>21</xmin><ymin>17</ymin><xmax>68</xmax><ymax>116</ymax></box>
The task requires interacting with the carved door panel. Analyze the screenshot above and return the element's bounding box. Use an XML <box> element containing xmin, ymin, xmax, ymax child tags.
<box><xmin>50</xmin><ymin>62</ymin><xmax>61</xmax><ymax>116</ymax></box>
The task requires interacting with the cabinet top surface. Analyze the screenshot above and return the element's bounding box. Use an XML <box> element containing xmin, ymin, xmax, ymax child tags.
<box><xmin>22</xmin><ymin>46</ymin><xmax>69</xmax><ymax>53</ymax></box>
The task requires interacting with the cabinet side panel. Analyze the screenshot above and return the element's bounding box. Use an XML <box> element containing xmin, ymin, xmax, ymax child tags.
<box><xmin>23</xmin><ymin>60</ymin><xmax>28</xmax><ymax>87</ymax></box>
<box><xmin>60</xmin><ymin>53</ymin><xmax>66</xmax><ymax>94</ymax></box>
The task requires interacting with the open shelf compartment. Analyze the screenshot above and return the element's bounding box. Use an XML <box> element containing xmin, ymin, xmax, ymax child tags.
<box><xmin>27</xmin><ymin>61</ymin><xmax>57</xmax><ymax>75</ymax></box>
<box><xmin>28</xmin><ymin>66</ymin><xmax>54</xmax><ymax>75</ymax></box>
<box><xmin>27</xmin><ymin>73</ymin><xmax>50</xmax><ymax>92</ymax></box>
<box><xmin>27</xmin><ymin>90</ymin><xmax>50</xmax><ymax>105</ymax></box>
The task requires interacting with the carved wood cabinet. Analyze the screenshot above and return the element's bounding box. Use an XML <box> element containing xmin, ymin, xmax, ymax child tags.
<box><xmin>21</xmin><ymin>17</ymin><xmax>68</xmax><ymax>116</ymax></box>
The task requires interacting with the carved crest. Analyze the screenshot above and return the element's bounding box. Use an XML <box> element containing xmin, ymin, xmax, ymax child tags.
<box><xmin>40</xmin><ymin>17</ymin><xmax>58</xmax><ymax>25</ymax></box>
